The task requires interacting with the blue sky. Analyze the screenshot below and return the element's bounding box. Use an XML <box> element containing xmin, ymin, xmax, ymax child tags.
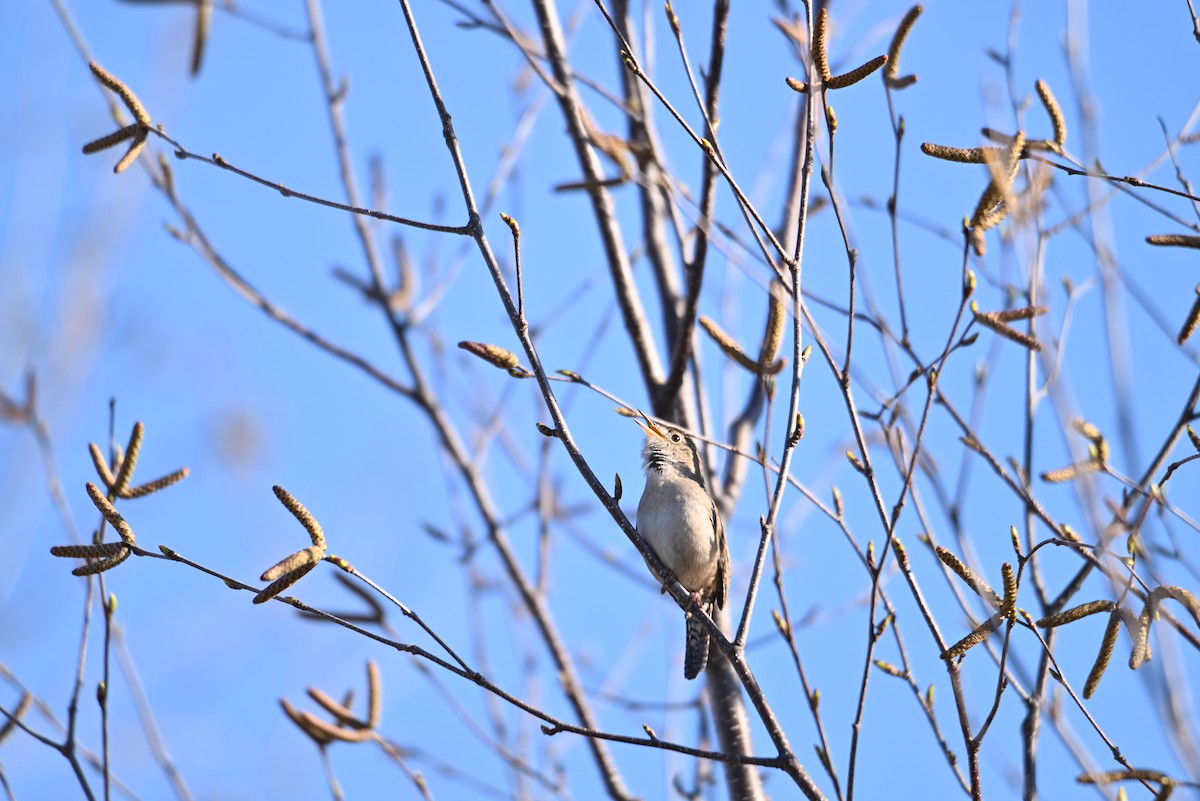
<box><xmin>3</xmin><ymin>1</ymin><xmax>1200</xmax><ymax>799</ymax></box>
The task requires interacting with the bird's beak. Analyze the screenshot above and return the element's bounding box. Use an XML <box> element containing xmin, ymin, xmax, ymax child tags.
<box><xmin>634</xmin><ymin>409</ymin><xmax>667</xmax><ymax>439</ymax></box>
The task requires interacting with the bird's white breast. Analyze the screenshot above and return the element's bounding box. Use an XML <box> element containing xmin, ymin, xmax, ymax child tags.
<box><xmin>636</xmin><ymin>472</ymin><xmax>720</xmax><ymax>592</ymax></box>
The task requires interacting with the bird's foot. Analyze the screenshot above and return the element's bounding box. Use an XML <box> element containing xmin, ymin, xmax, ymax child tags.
<box><xmin>683</xmin><ymin>590</ymin><xmax>705</xmax><ymax>619</ymax></box>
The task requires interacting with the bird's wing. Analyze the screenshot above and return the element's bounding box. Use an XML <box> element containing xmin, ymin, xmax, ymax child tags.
<box><xmin>712</xmin><ymin>501</ymin><xmax>730</xmax><ymax>609</ymax></box>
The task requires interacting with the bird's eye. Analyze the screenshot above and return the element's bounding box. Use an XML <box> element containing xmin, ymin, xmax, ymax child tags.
<box><xmin>671</xmin><ymin>433</ymin><xmax>681</xmax><ymax>443</ymax></box>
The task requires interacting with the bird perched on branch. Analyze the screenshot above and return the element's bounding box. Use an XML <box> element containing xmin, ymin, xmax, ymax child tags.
<box><xmin>634</xmin><ymin>413</ymin><xmax>730</xmax><ymax>679</ymax></box>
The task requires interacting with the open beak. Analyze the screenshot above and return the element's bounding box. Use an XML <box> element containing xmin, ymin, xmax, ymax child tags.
<box><xmin>633</xmin><ymin>409</ymin><xmax>667</xmax><ymax>439</ymax></box>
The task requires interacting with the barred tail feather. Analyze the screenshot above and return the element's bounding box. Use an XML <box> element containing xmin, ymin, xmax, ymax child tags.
<box><xmin>684</xmin><ymin>615</ymin><xmax>710</xmax><ymax>680</ymax></box>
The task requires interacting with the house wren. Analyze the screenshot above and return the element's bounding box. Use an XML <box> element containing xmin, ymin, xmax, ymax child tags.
<box><xmin>635</xmin><ymin>413</ymin><xmax>730</xmax><ymax>679</ymax></box>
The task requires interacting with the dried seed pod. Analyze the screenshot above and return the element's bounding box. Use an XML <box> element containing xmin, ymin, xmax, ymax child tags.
<box><xmin>1077</xmin><ymin>769</ymin><xmax>1172</xmax><ymax>785</ymax></box>
<box><xmin>884</xmin><ymin>5</ymin><xmax>922</xmax><ymax>82</ymax></box>
<box><xmin>826</xmin><ymin>55</ymin><xmax>888</xmax><ymax>90</ymax></box>
<box><xmin>72</xmin><ymin>545</ymin><xmax>132</xmax><ymax>576</ymax></box>
<box><xmin>942</xmin><ymin>613</ymin><xmax>1002</xmax><ymax>659</ymax></box>
<box><xmin>971</xmin><ymin>198</ymin><xmax>1009</xmax><ymax>236</ymax></box>
<box><xmin>273</xmin><ymin>485</ymin><xmax>326</xmax><ymax>549</ymax></box>
<box><xmin>307</xmin><ymin>687</ymin><xmax>361</xmax><ymax>727</ymax></box>
<box><xmin>1083</xmin><ymin>609</ymin><xmax>1122</xmax><ymax>699</ymax></box>
<box><xmin>785</xmin><ymin>76</ymin><xmax>811</xmax><ymax>94</ymax></box>
<box><xmin>124</xmin><ymin>467</ymin><xmax>190</xmax><ymax>498</ymax></box>
<box><xmin>301</xmin><ymin>710</ymin><xmax>372</xmax><ymax>742</ymax></box>
<box><xmin>280</xmin><ymin>698</ymin><xmax>335</xmax><ymax>745</ymax></box>
<box><xmin>699</xmin><ymin>315</ymin><xmax>759</xmax><ymax>373</ymax></box>
<box><xmin>190</xmin><ymin>0</ymin><xmax>211</xmax><ymax>76</ymax></box>
<box><xmin>1037</xmin><ymin>599</ymin><xmax>1116</xmax><ymax>627</ymax></box>
<box><xmin>85</xmin><ymin>482</ymin><xmax>136</xmax><ymax>545</ymax></box>
<box><xmin>1041</xmin><ymin>464</ymin><xmax>1078</xmax><ymax>483</ymax></box>
<box><xmin>813</xmin><ymin>8</ymin><xmax>831</xmax><ymax>82</ymax></box>
<box><xmin>389</xmin><ymin>235</ymin><xmax>415</xmax><ymax>311</ymax></box>
<box><xmin>1040</xmin><ymin>460</ymin><xmax>1101</xmax><ymax>483</ymax></box>
<box><xmin>365</xmin><ymin>660</ymin><xmax>382</xmax><ymax>728</ymax></box>
<box><xmin>969</xmin><ymin>226</ymin><xmax>988</xmax><ymax>257</ymax></box>
<box><xmin>969</xmin><ymin>182</ymin><xmax>1006</xmax><ymax>231</ymax></box>
<box><xmin>50</xmin><ymin>542</ymin><xmax>130</xmax><ymax>559</ymax></box>
<box><xmin>261</xmin><ymin>545</ymin><xmax>326</xmax><ymax>582</ymax></box>
<box><xmin>993</xmin><ymin>305</ymin><xmax>1049</xmax><ymax>323</ymax></box>
<box><xmin>110</xmin><ymin>422</ymin><xmax>145</xmax><ymax>497</ymax></box>
<box><xmin>921</xmin><ymin>143</ymin><xmax>1001</xmax><ymax>163</ymax></box>
<box><xmin>1072</xmin><ymin>418</ymin><xmax>1103</xmax><ymax>441</ymax></box>
<box><xmin>1035</xmin><ymin>79</ymin><xmax>1067</xmax><ymax>149</ymax></box>
<box><xmin>1117</xmin><ymin>606</ymin><xmax>1150</xmax><ymax>666</ymax></box>
<box><xmin>1146</xmin><ymin>234</ymin><xmax>1200</xmax><ymax>249</ymax></box>
<box><xmin>89</xmin><ymin>62</ymin><xmax>151</xmax><ymax>127</ymax></box>
<box><xmin>253</xmin><ymin>560</ymin><xmax>318</xmax><ymax>604</ymax></box>
<box><xmin>934</xmin><ymin>545</ymin><xmax>1003</xmax><ymax>608</ymax></box>
<box><xmin>113</xmin><ymin>131</ymin><xmax>148</xmax><ymax>174</ymax></box>
<box><xmin>284</xmin><ymin>698</ymin><xmax>374</xmax><ymax>743</ymax></box>
<box><xmin>759</xmin><ymin>283</ymin><xmax>787</xmax><ymax>370</ymax></box>
<box><xmin>1159</xmin><ymin>585</ymin><xmax>1200</xmax><ymax>629</ymax></box>
<box><xmin>88</xmin><ymin>442</ymin><xmax>117</xmax><ymax>488</ymax></box>
<box><xmin>1177</xmin><ymin>285</ymin><xmax>1200</xmax><ymax>345</ymax></box>
<box><xmin>82</xmin><ymin>124</ymin><xmax>141</xmax><ymax>155</ymax></box>
<box><xmin>0</xmin><ymin>693</ymin><xmax>32</xmax><ymax>745</ymax></box>
<box><xmin>979</xmin><ymin>128</ymin><xmax>1055</xmax><ymax>152</ymax></box>
<box><xmin>457</xmin><ymin>341</ymin><xmax>521</xmax><ymax>370</ymax></box>
<box><xmin>1128</xmin><ymin>593</ymin><xmax>1157</xmax><ymax>670</ymax></box>
<box><xmin>973</xmin><ymin>309</ymin><xmax>1044</xmax><ymax>351</ymax></box>
<box><xmin>982</xmin><ymin>129</ymin><xmax>1023</xmax><ymax>190</ymax></box>
<box><xmin>1000</xmin><ymin>562</ymin><xmax>1017</xmax><ymax>619</ymax></box>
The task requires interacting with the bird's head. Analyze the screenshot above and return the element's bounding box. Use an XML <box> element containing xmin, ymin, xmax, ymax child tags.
<box><xmin>634</xmin><ymin>411</ymin><xmax>704</xmax><ymax>483</ymax></box>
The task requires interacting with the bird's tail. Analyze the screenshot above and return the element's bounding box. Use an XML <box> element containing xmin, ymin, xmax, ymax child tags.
<box><xmin>684</xmin><ymin>611</ymin><xmax>711</xmax><ymax>680</ymax></box>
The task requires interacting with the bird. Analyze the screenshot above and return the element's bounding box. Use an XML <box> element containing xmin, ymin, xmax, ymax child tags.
<box><xmin>634</xmin><ymin>412</ymin><xmax>730</xmax><ymax>679</ymax></box>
